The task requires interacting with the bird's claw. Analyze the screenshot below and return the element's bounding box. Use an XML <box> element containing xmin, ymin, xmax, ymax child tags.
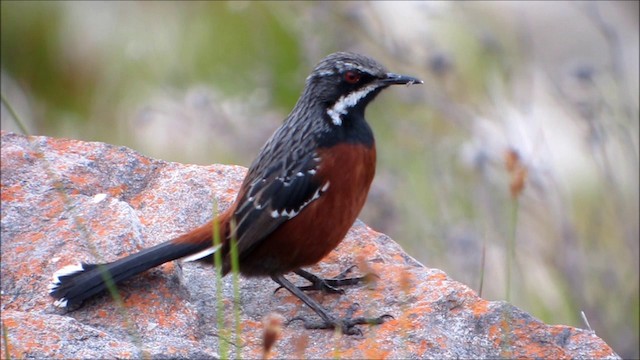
<box><xmin>287</xmin><ymin>303</ymin><xmax>392</xmax><ymax>336</ymax></box>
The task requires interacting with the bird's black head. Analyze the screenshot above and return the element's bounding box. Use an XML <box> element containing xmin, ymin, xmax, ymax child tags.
<box><xmin>302</xmin><ymin>52</ymin><xmax>422</xmax><ymax>127</ymax></box>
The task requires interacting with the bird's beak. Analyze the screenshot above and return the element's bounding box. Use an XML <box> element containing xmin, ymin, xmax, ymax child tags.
<box><xmin>381</xmin><ymin>73</ymin><xmax>423</xmax><ymax>86</ymax></box>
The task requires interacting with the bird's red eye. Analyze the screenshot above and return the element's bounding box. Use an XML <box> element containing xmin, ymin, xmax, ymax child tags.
<box><xmin>343</xmin><ymin>71</ymin><xmax>361</xmax><ymax>84</ymax></box>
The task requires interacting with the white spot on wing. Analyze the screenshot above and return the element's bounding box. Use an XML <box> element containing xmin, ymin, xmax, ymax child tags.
<box><xmin>92</xmin><ymin>193</ymin><xmax>108</xmax><ymax>203</ymax></box>
<box><xmin>321</xmin><ymin>182</ymin><xmax>330</xmax><ymax>192</ymax></box>
<box><xmin>274</xmin><ymin>181</ymin><xmax>330</xmax><ymax>220</ymax></box>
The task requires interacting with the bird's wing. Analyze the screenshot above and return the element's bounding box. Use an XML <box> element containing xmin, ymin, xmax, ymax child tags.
<box><xmin>231</xmin><ymin>148</ymin><xmax>328</xmax><ymax>258</ymax></box>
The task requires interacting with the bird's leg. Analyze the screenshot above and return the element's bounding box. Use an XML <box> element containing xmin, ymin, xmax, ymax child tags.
<box><xmin>272</xmin><ymin>266</ymin><xmax>376</xmax><ymax>295</ymax></box>
<box><xmin>293</xmin><ymin>267</ymin><xmax>371</xmax><ymax>294</ymax></box>
<box><xmin>271</xmin><ymin>274</ymin><xmax>390</xmax><ymax>335</ymax></box>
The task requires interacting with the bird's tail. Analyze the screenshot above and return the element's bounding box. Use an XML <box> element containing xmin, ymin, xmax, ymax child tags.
<box><xmin>48</xmin><ymin>216</ymin><xmax>228</xmax><ymax>309</ymax></box>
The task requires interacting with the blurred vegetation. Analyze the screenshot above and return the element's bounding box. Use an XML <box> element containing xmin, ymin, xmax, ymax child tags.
<box><xmin>1</xmin><ymin>1</ymin><xmax>638</xmax><ymax>358</ymax></box>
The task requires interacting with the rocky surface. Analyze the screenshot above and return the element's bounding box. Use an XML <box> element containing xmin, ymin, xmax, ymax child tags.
<box><xmin>1</xmin><ymin>131</ymin><xmax>619</xmax><ymax>359</ymax></box>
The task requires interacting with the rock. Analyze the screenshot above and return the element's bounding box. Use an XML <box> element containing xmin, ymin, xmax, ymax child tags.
<box><xmin>0</xmin><ymin>131</ymin><xmax>619</xmax><ymax>359</ymax></box>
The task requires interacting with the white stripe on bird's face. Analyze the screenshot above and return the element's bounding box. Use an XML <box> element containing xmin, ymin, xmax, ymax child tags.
<box><xmin>326</xmin><ymin>83</ymin><xmax>380</xmax><ymax>126</ymax></box>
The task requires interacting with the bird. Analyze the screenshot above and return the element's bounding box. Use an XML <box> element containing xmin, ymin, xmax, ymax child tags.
<box><xmin>48</xmin><ymin>51</ymin><xmax>422</xmax><ymax>335</ymax></box>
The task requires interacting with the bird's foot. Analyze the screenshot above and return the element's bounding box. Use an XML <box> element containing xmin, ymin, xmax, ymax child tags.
<box><xmin>288</xmin><ymin>303</ymin><xmax>393</xmax><ymax>335</ymax></box>
<box><xmin>293</xmin><ymin>266</ymin><xmax>379</xmax><ymax>294</ymax></box>
<box><xmin>274</xmin><ymin>267</ymin><xmax>378</xmax><ymax>295</ymax></box>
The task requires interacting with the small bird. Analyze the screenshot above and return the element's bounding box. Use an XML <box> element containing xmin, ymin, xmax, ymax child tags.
<box><xmin>49</xmin><ymin>52</ymin><xmax>422</xmax><ymax>335</ymax></box>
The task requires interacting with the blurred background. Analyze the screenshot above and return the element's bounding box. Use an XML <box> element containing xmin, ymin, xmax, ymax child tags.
<box><xmin>1</xmin><ymin>1</ymin><xmax>638</xmax><ymax>357</ymax></box>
